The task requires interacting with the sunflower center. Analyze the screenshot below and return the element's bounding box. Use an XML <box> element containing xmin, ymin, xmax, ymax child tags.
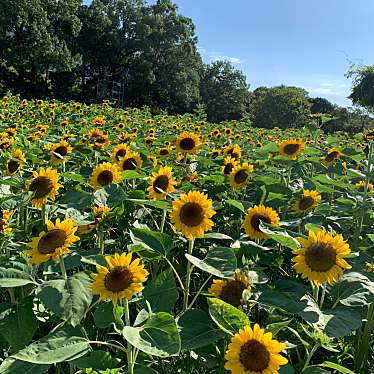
<box><xmin>305</xmin><ymin>243</ymin><xmax>336</xmax><ymax>272</ymax></box>
<box><xmin>298</xmin><ymin>196</ymin><xmax>315</xmax><ymax>211</ymax></box>
<box><xmin>104</xmin><ymin>266</ymin><xmax>133</xmax><ymax>292</ymax></box>
<box><xmin>223</xmin><ymin>163</ymin><xmax>234</xmax><ymax>175</ymax></box>
<box><xmin>159</xmin><ymin>149</ymin><xmax>169</xmax><ymax>156</ymax></box>
<box><xmin>234</xmin><ymin>169</ymin><xmax>249</xmax><ymax>184</ymax></box>
<box><xmin>239</xmin><ymin>339</ymin><xmax>271</xmax><ymax>372</ymax></box>
<box><xmin>29</xmin><ymin>176</ymin><xmax>53</xmax><ymax>198</ymax></box>
<box><xmin>220</xmin><ymin>280</ymin><xmax>246</xmax><ymax>307</ymax></box>
<box><xmin>180</xmin><ymin>137</ymin><xmax>195</xmax><ymax>151</ymax></box>
<box><xmin>54</xmin><ymin>146</ymin><xmax>68</xmax><ymax>156</ymax></box>
<box><xmin>179</xmin><ymin>202</ymin><xmax>204</xmax><ymax>227</ymax></box>
<box><xmin>153</xmin><ymin>175</ymin><xmax>169</xmax><ymax>193</ymax></box>
<box><xmin>8</xmin><ymin>160</ymin><xmax>20</xmax><ymax>173</ymax></box>
<box><xmin>37</xmin><ymin>229</ymin><xmax>67</xmax><ymax>254</ymax></box>
<box><xmin>250</xmin><ymin>214</ymin><xmax>271</xmax><ymax>232</ymax></box>
<box><xmin>97</xmin><ymin>170</ymin><xmax>114</xmax><ymax>186</ymax></box>
<box><xmin>115</xmin><ymin>149</ymin><xmax>127</xmax><ymax>161</ymax></box>
<box><xmin>325</xmin><ymin>151</ymin><xmax>339</xmax><ymax>163</ymax></box>
<box><xmin>122</xmin><ymin>158</ymin><xmax>137</xmax><ymax>170</ymax></box>
<box><xmin>283</xmin><ymin>143</ymin><xmax>300</xmax><ymax>155</ymax></box>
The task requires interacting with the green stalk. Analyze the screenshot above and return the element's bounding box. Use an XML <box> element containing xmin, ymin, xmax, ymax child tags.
<box><xmin>312</xmin><ymin>282</ymin><xmax>319</xmax><ymax>303</ymax></box>
<box><xmin>42</xmin><ymin>205</ymin><xmax>48</xmax><ymax>226</ymax></box>
<box><xmin>124</xmin><ymin>299</ymin><xmax>134</xmax><ymax>374</ymax></box>
<box><xmin>303</xmin><ymin>343</ymin><xmax>319</xmax><ymax>370</ymax></box>
<box><xmin>319</xmin><ymin>284</ymin><xmax>326</xmax><ymax>309</ymax></box>
<box><xmin>97</xmin><ymin>225</ymin><xmax>104</xmax><ymax>255</ymax></box>
<box><xmin>59</xmin><ymin>256</ymin><xmax>67</xmax><ymax>280</ymax></box>
<box><xmin>183</xmin><ymin>239</ymin><xmax>195</xmax><ymax>312</ymax></box>
<box><xmin>160</xmin><ymin>209</ymin><xmax>167</xmax><ymax>233</ymax></box>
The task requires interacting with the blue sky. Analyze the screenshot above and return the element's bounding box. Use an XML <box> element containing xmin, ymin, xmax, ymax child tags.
<box><xmin>86</xmin><ymin>0</ymin><xmax>374</xmax><ymax>107</ymax></box>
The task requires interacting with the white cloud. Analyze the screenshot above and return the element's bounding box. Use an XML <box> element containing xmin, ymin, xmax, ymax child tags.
<box><xmin>198</xmin><ymin>45</ymin><xmax>242</xmax><ymax>64</ymax></box>
<box><xmin>213</xmin><ymin>55</ymin><xmax>242</xmax><ymax>64</ymax></box>
<box><xmin>305</xmin><ymin>80</ymin><xmax>349</xmax><ymax>96</ymax></box>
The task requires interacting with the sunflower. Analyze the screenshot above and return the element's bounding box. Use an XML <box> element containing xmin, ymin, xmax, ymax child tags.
<box><xmin>278</xmin><ymin>138</ymin><xmax>305</xmax><ymax>160</ymax></box>
<box><xmin>28</xmin><ymin>167</ymin><xmax>63</xmax><ymax>208</ymax></box>
<box><xmin>90</xmin><ymin>162</ymin><xmax>121</xmax><ymax>190</ymax></box>
<box><xmin>211</xmin><ymin>149</ymin><xmax>221</xmax><ymax>157</ymax></box>
<box><xmin>91</xmin><ymin>252</ymin><xmax>149</xmax><ymax>305</ymax></box>
<box><xmin>147</xmin><ymin>166</ymin><xmax>177</xmax><ymax>200</ymax></box>
<box><xmin>24</xmin><ymin>218</ymin><xmax>79</xmax><ymax>264</ymax></box>
<box><xmin>293</xmin><ymin>190</ymin><xmax>321</xmax><ymax>214</ymax></box>
<box><xmin>229</xmin><ymin>163</ymin><xmax>254</xmax><ymax>189</ymax></box>
<box><xmin>148</xmin><ymin>155</ymin><xmax>158</xmax><ymax>167</ymax></box>
<box><xmin>86</xmin><ymin>128</ymin><xmax>110</xmax><ymax>149</ymax></box>
<box><xmin>209</xmin><ymin>270</ymin><xmax>251</xmax><ymax>309</ymax></box>
<box><xmin>111</xmin><ymin>143</ymin><xmax>129</xmax><ymax>162</ymax></box>
<box><xmin>158</xmin><ymin>147</ymin><xmax>171</xmax><ymax>157</ymax></box>
<box><xmin>0</xmin><ymin>210</ymin><xmax>12</xmax><ymax>235</ymax></box>
<box><xmin>243</xmin><ymin>205</ymin><xmax>280</xmax><ymax>241</ymax></box>
<box><xmin>292</xmin><ymin>229</ymin><xmax>352</xmax><ymax>286</ymax></box>
<box><xmin>176</xmin><ymin>132</ymin><xmax>201</xmax><ymax>154</ymax></box>
<box><xmin>222</xmin><ymin>157</ymin><xmax>238</xmax><ymax>175</ymax></box>
<box><xmin>223</xmin><ymin>144</ymin><xmax>241</xmax><ymax>160</ymax></box>
<box><xmin>117</xmin><ymin>151</ymin><xmax>143</xmax><ymax>171</ymax></box>
<box><xmin>50</xmin><ymin>140</ymin><xmax>72</xmax><ymax>164</ymax></box>
<box><xmin>6</xmin><ymin>148</ymin><xmax>25</xmax><ymax>176</ymax></box>
<box><xmin>322</xmin><ymin>147</ymin><xmax>342</xmax><ymax>166</ymax></box>
<box><xmin>170</xmin><ymin>191</ymin><xmax>215</xmax><ymax>240</ymax></box>
<box><xmin>356</xmin><ymin>180</ymin><xmax>374</xmax><ymax>192</ymax></box>
<box><xmin>79</xmin><ymin>204</ymin><xmax>112</xmax><ymax>234</ymax></box>
<box><xmin>225</xmin><ymin>324</ymin><xmax>288</xmax><ymax>374</ymax></box>
<box><xmin>364</xmin><ymin>129</ymin><xmax>374</xmax><ymax>140</ymax></box>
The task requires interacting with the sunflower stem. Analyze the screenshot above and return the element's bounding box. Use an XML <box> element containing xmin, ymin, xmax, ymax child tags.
<box><xmin>42</xmin><ymin>205</ymin><xmax>48</xmax><ymax>226</ymax></box>
<box><xmin>312</xmin><ymin>283</ymin><xmax>319</xmax><ymax>303</ymax></box>
<box><xmin>160</xmin><ymin>209</ymin><xmax>167</xmax><ymax>233</ymax></box>
<box><xmin>303</xmin><ymin>343</ymin><xmax>319</xmax><ymax>370</ymax></box>
<box><xmin>183</xmin><ymin>238</ymin><xmax>195</xmax><ymax>312</ymax></box>
<box><xmin>188</xmin><ymin>275</ymin><xmax>212</xmax><ymax>309</ymax></box>
<box><xmin>123</xmin><ymin>299</ymin><xmax>134</xmax><ymax>374</ymax></box>
<box><xmin>97</xmin><ymin>226</ymin><xmax>104</xmax><ymax>255</ymax></box>
<box><xmin>59</xmin><ymin>256</ymin><xmax>68</xmax><ymax>280</ymax></box>
<box><xmin>319</xmin><ymin>284</ymin><xmax>326</xmax><ymax>309</ymax></box>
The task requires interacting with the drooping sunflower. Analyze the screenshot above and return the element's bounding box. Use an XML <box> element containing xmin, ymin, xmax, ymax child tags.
<box><xmin>278</xmin><ymin>138</ymin><xmax>305</xmax><ymax>160</ymax></box>
<box><xmin>24</xmin><ymin>218</ymin><xmax>79</xmax><ymax>264</ymax></box>
<box><xmin>292</xmin><ymin>229</ymin><xmax>352</xmax><ymax>286</ymax></box>
<box><xmin>243</xmin><ymin>205</ymin><xmax>280</xmax><ymax>241</ymax></box>
<box><xmin>90</xmin><ymin>162</ymin><xmax>121</xmax><ymax>190</ymax></box>
<box><xmin>322</xmin><ymin>147</ymin><xmax>342</xmax><ymax>166</ymax></box>
<box><xmin>28</xmin><ymin>167</ymin><xmax>63</xmax><ymax>208</ymax></box>
<box><xmin>147</xmin><ymin>166</ymin><xmax>177</xmax><ymax>200</ymax></box>
<box><xmin>176</xmin><ymin>132</ymin><xmax>201</xmax><ymax>154</ymax></box>
<box><xmin>225</xmin><ymin>324</ymin><xmax>288</xmax><ymax>374</ymax></box>
<box><xmin>209</xmin><ymin>270</ymin><xmax>252</xmax><ymax>309</ymax></box>
<box><xmin>0</xmin><ymin>210</ymin><xmax>12</xmax><ymax>235</ymax></box>
<box><xmin>91</xmin><ymin>252</ymin><xmax>149</xmax><ymax>305</ymax></box>
<box><xmin>50</xmin><ymin>140</ymin><xmax>72</xmax><ymax>164</ymax></box>
<box><xmin>170</xmin><ymin>191</ymin><xmax>216</xmax><ymax>240</ymax></box>
<box><xmin>111</xmin><ymin>143</ymin><xmax>129</xmax><ymax>162</ymax></box>
<box><xmin>223</xmin><ymin>144</ymin><xmax>241</xmax><ymax>160</ymax></box>
<box><xmin>6</xmin><ymin>148</ymin><xmax>25</xmax><ymax>176</ymax></box>
<box><xmin>356</xmin><ymin>180</ymin><xmax>374</xmax><ymax>192</ymax></box>
<box><xmin>117</xmin><ymin>151</ymin><xmax>143</xmax><ymax>171</ymax></box>
<box><xmin>293</xmin><ymin>189</ymin><xmax>321</xmax><ymax>214</ymax></box>
<box><xmin>222</xmin><ymin>157</ymin><xmax>238</xmax><ymax>175</ymax></box>
<box><xmin>229</xmin><ymin>163</ymin><xmax>254</xmax><ymax>189</ymax></box>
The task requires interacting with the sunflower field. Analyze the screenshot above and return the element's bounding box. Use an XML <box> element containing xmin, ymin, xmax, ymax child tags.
<box><xmin>0</xmin><ymin>95</ymin><xmax>373</xmax><ymax>374</ymax></box>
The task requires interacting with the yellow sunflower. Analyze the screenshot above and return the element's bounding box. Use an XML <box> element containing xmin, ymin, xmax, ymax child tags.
<box><xmin>225</xmin><ymin>324</ymin><xmax>288</xmax><ymax>374</ymax></box>
<box><xmin>79</xmin><ymin>204</ymin><xmax>112</xmax><ymax>234</ymax></box>
<box><xmin>292</xmin><ymin>229</ymin><xmax>352</xmax><ymax>286</ymax></box>
<box><xmin>322</xmin><ymin>147</ymin><xmax>342</xmax><ymax>166</ymax></box>
<box><xmin>170</xmin><ymin>191</ymin><xmax>215</xmax><ymax>240</ymax></box>
<box><xmin>117</xmin><ymin>151</ymin><xmax>143</xmax><ymax>171</ymax></box>
<box><xmin>89</xmin><ymin>162</ymin><xmax>121</xmax><ymax>190</ymax></box>
<box><xmin>91</xmin><ymin>252</ymin><xmax>149</xmax><ymax>305</ymax></box>
<box><xmin>24</xmin><ymin>218</ymin><xmax>79</xmax><ymax>264</ymax></box>
<box><xmin>222</xmin><ymin>157</ymin><xmax>238</xmax><ymax>175</ymax></box>
<box><xmin>6</xmin><ymin>149</ymin><xmax>25</xmax><ymax>176</ymax></box>
<box><xmin>278</xmin><ymin>138</ymin><xmax>305</xmax><ymax>160</ymax></box>
<box><xmin>211</xmin><ymin>149</ymin><xmax>221</xmax><ymax>157</ymax></box>
<box><xmin>293</xmin><ymin>190</ymin><xmax>321</xmax><ymax>214</ymax></box>
<box><xmin>356</xmin><ymin>180</ymin><xmax>374</xmax><ymax>192</ymax></box>
<box><xmin>111</xmin><ymin>143</ymin><xmax>129</xmax><ymax>162</ymax></box>
<box><xmin>176</xmin><ymin>132</ymin><xmax>201</xmax><ymax>154</ymax></box>
<box><xmin>0</xmin><ymin>210</ymin><xmax>12</xmax><ymax>235</ymax></box>
<box><xmin>364</xmin><ymin>129</ymin><xmax>374</xmax><ymax>140</ymax></box>
<box><xmin>28</xmin><ymin>167</ymin><xmax>63</xmax><ymax>208</ymax></box>
<box><xmin>147</xmin><ymin>166</ymin><xmax>177</xmax><ymax>200</ymax></box>
<box><xmin>229</xmin><ymin>163</ymin><xmax>254</xmax><ymax>189</ymax></box>
<box><xmin>209</xmin><ymin>270</ymin><xmax>251</xmax><ymax>309</ymax></box>
<box><xmin>86</xmin><ymin>128</ymin><xmax>110</xmax><ymax>149</ymax></box>
<box><xmin>223</xmin><ymin>144</ymin><xmax>241</xmax><ymax>160</ymax></box>
<box><xmin>243</xmin><ymin>205</ymin><xmax>280</xmax><ymax>241</ymax></box>
<box><xmin>148</xmin><ymin>155</ymin><xmax>158</xmax><ymax>167</ymax></box>
<box><xmin>50</xmin><ymin>140</ymin><xmax>72</xmax><ymax>164</ymax></box>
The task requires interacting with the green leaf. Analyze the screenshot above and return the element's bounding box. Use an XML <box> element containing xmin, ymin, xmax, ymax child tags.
<box><xmin>130</xmin><ymin>228</ymin><xmax>173</xmax><ymax>256</ymax></box>
<box><xmin>226</xmin><ymin>199</ymin><xmax>245</xmax><ymax>212</ymax></box>
<box><xmin>0</xmin><ymin>358</ymin><xmax>50</xmax><ymax>374</ymax></box>
<box><xmin>103</xmin><ymin>184</ymin><xmax>126</xmax><ymax>206</ymax></box>
<box><xmin>122</xmin><ymin>170</ymin><xmax>146</xmax><ymax>180</ymax></box>
<box><xmin>178</xmin><ymin>309</ymin><xmax>224</xmax><ymax>350</ymax></box>
<box><xmin>73</xmin><ymin>350</ymin><xmax>120</xmax><ymax>370</ymax></box>
<box><xmin>204</xmin><ymin>232</ymin><xmax>233</xmax><ymax>240</ymax></box>
<box><xmin>143</xmin><ymin>269</ymin><xmax>178</xmax><ymax>312</ymax></box>
<box><xmin>122</xmin><ymin>312</ymin><xmax>181</xmax><ymax>357</ymax></box>
<box><xmin>302</xmin><ymin>367</ymin><xmax>330</xmax><ymax>373</ymax></box>
<box><xmin>207</xmin><ymin>298</ymin><xmax>249</xmax><ymax>335</ymax></box>
<box><xmin>127</xmin><ymin>199</ymin><xmax>170</xmax><ymax>211</ymax></box>
<box><xmin>321</xmin><ymin>361</ymin><xmax>355</xmax><ymax>374</ymax></box>
<box><xmin>38</xmin><ymin>272</ymin><xmax>93</xmax><ymax>326</ymax></box>
<box><xmin>0</xmin><ymin>267</ymin><xmax>35</xmax><ymax>287</ymax></box>
<box><xmin>185</xmin><ymin>246</ymin><xmax>236</xmax><ymax>278</ymax></box>
<box><xmin>0</xmin><ymin>298</ymin><xmax>38</xmax><ymax>349</ymax></box>
<box><xmin>12</xmin><ymin>329</ymin><xmax>90</xmax><ymax>364</ymax></box>
<box><xmin>93</xmin><ymin>302</ymin><xmax>115</xmax><ymax>329</ymax></box>
<box><xmin>61</xmin><ymin>172</ymin><xmax>85</xmax><ymax>183</ymax></box>
<box><xmin>266</xmin><ymin>320</ymin><xmax>291</xmax><ymax>337</ymax></box>
<box><xmin>259</xmin><ymin>223</ymin><xmax>300</xmax><ymax>249</ymax></box>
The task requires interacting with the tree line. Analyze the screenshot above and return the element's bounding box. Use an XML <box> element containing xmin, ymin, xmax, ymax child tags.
<box><xmin>1</xmin><ymin>0</ymin><xmax>373</xmax><ymax>129</ymax></box>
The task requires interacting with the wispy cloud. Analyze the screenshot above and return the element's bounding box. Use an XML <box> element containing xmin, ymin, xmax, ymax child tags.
<box><xmin>198</xmin><ymin>46</ymin><xmax>242</xmax><ymax>64</ymax></box>
<box><xmin>213</xmin><ymin>55</ymin><xmax>242</xmax><ymax>64</ymax></box>
<box><xmin>305</xmin><ymin>80</ymin><xmax>349</xmax><ymax>96</ymax></box>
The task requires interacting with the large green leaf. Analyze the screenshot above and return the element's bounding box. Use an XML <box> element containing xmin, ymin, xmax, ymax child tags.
<box><xmin>185</xmin><ymin>246</ymin><xmax>237</xmax><ymax>278</ymax></box>
<box><xmin>38</xmin><ymin>272</ymin><xmax>93</xmax><ymax>326</ymax></box>
<box><xmin>178</xmin><ymin>309</ymin><xmax>224</xmax><ymax>350</ymax></box>
<box><xmin>259</xmin><ymin>289</ymin><xmax>309</xmax><ymax>314</ymax></box>
<box><xmin>208</xmin><ymin>298</ymin><xmax>249</xmax><ymax>335</ymax></box>
<box><xmin>0</xmin><ymin>358</ymin><xmax>50</xmax><ymax>374</ymax></box>
<box><xmin>93</xmin><ymin>302</ymin><xmax>116</xmax><ymax>329</ymax></box>
<box><xmin>0</xmin><ymin>267</ymin><xmax>35</xmax><ymax>287</ymax></box>
<box><xmin>73</xmin><ymin>350</ymin><xmax>120</xmax><ymax>370</ymax></box>
<box><xmin>259</xmin><ymin>223</ymin><xmax>300</xmax><ymax>250</ymax></box>
<box><xmin>122</xmin><ymin>312</ymin><xmax>180</xmax><ymax>357</ymax></box>
<box><xmin>143</xmin><ymin>269</ymin><xmax>178</xmax><ymax>312</ymax></box>
<box><xmin>130</xmin><ymin>228</ymin><xmax>173</xmax><ymax>255</ymax></box>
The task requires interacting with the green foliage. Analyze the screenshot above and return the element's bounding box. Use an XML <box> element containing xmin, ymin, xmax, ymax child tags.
<box><xmin>347</xmin><ymin>64</ymin><xmax>374</xmax><ymax>111</ymax></box>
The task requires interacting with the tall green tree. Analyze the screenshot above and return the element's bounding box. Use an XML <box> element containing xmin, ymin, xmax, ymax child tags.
<box><xmin>200</xmin><ymin>60</ymin><xmax>250</xmax><ymax>123</ymax></box>
<box><xmin>309</xmin><ymin>97</ymin><xmax>335</xmax><ymax>114</ymax></box>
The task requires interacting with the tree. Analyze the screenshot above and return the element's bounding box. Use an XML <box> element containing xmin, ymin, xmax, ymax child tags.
<box><xmin>309</xmin><ymin>97</ymin><xmax>335</xmax><ymax>114</ymax></box>
<box><xmin>249</xmin><ymin>85</ymin><xmax>311</xmax><ymax>128</ymax></box>
<box><xmin>200</xmin><ymin>60</ymin><xmax>250</xmax><ymax>123</ymax></box>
